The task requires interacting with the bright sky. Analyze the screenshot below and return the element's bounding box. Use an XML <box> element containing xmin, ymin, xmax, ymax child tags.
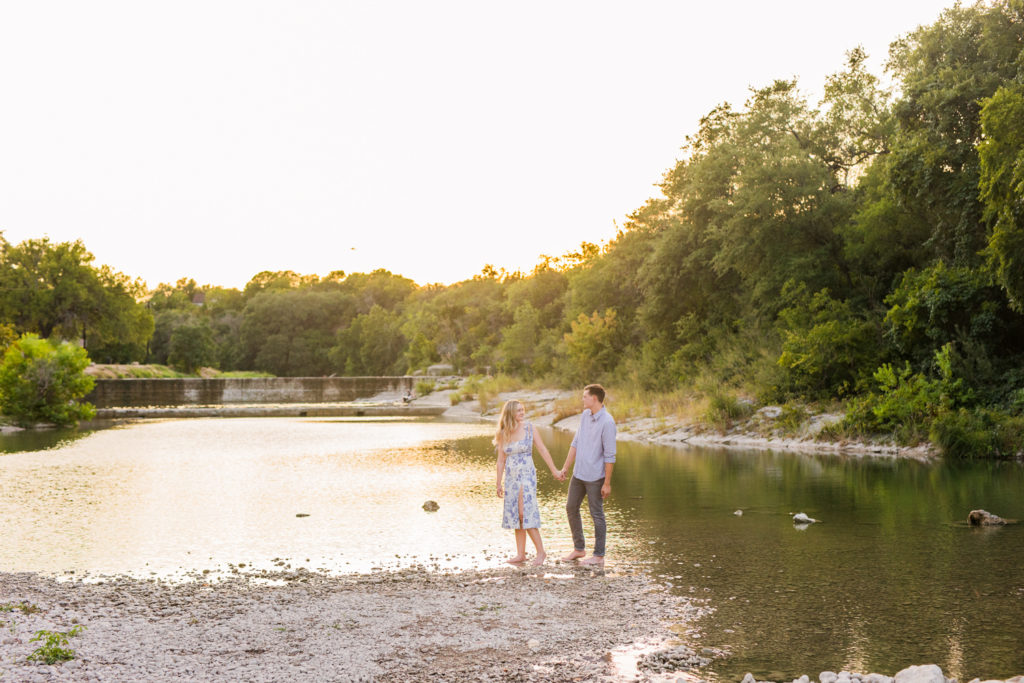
<box><xmin>0</xmin><ymin>1</ymin><xmax>955</xmax><ymax>290</ymax></box>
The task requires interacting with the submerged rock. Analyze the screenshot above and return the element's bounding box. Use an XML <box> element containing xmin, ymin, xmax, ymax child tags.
<box><xmin>968</xmin><ymin>509</ymin><xmax>1007</xmax><ymax>526</ymax></box>
<box><xmin>792</xmin><ymin>512</ymin><xmax>818</xmax><ymax>524</ymax></box>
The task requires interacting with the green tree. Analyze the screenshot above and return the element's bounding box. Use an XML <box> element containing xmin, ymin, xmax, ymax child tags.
<box><xmin>0</xmin><ymin>334</ymin><xmax>95</xmax><ymax>426</ymax></box>
<box><xmin>886</xmin><ymin>0</ymin><xmax>1024</xmax><ymax>266</ymax></box>
<box><xmin>776</xmin><ymin>283</ymin><xmax>880</xmax><ymax>398</ymax></box>
<box><xmin>330</xmin><ymin>305</ymin><xmax>407</xmax><ymax>375</ymax></box>
<box><xmin>240</xmin><ymin>289</ymin><xmax>354</xmax><ymax>376</ymax></box>
<box><xmin>0</xmin><ymin>238</ymin><xmax>153</xmax><ymax>361</ymax></box>
<box><xmin>168</xmin><ymin>323</ymin><xmax>218</xmax><ymax>373</ymax></box>
<box><xmin>563</xmin><ymin>309</ymin><xmax>620</xmax><ymax>383</ymax></box>
<box><xmin>978</xmin><ymin>83</ymin><xmax>1024</xmax><ymax>311</ymax></box>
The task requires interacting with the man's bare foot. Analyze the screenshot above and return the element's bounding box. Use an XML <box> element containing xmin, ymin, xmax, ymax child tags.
<box><xmin>506</xmin><ymin>555</ymin><xmax>526</xmax><ymax>564</ymax></box>
<box><xmin>530</xmin><ymin>552</ymin><xmax>547</xmax><ymax>566</ymax></box>
<box><xmin>560</xmin><ymin>549</ymin><xmax>586</xmax><ymax>562</ymax></box>
<box><xmin>580</xmin><ymin>555</ymin><xmax>604</xmax><ymax>566</ymax></box>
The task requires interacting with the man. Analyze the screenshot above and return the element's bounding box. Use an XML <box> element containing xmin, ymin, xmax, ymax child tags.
<box><xmin>559</xmin><ymin>383</ymin><xmax>616</xmax><ymax>566</ymax></box>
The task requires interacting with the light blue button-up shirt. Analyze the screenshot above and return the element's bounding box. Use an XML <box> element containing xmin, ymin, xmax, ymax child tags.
<box><xmin>570</xmin><ymin>407</ymin><xmax>617</xmax><ymax>482</ymax></box>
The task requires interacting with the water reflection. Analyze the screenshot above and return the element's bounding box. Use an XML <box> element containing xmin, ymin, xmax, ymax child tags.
<box><xmin>1</xmin><ymin>417</ymin><xmax>1022</xmax><ymax>680</ymax></box>
<box><xmin>596</xmin><ymin>439</ymin><xmax>1024</xmax><ymax>682</ymax></box>
<box><xmin>0</xmin><ymin>426</ymin><xmax>93</xmax><ymax>454</ymax></box>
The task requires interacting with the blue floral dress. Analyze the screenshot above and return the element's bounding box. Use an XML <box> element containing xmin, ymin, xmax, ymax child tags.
<box><xmin>501</xmin><ymin>422</ymin><xmax>541</xmax><ymax>529</ymax></box>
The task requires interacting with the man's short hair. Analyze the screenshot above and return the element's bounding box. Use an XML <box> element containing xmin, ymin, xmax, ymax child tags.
<box><xmin>584</xmin><ymin>384</ymin><xmax>606</xmax><ymax>403</ymax></box>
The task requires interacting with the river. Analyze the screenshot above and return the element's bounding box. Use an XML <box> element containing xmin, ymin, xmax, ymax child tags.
<box><xmin>1</xmin><ymin>416</ymin><xmax>1021</xmax><ymax>680</ymax></box>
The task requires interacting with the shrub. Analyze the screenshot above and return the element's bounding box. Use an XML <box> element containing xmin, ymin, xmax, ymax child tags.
<box><xmin>702</xmin><ymin>391</ymin><xmax>753</xmax><ymax>431</ymax></box>
<box><xmin>27</xmin><ymin>625</ymin><xmax>85</xmax><ymax>665</ymax></box>
<box><xmin>776</xmin><ymin>402</ymin><xmax>810</xmax><ymax>435</ymax></box>
<box><xmin>415</xmin><ymin>380</ymin><xmax>436</xmax><ymax>396</ymax></box>
<box><xmin>931</xmin><ymin>409</ymin><xmax>1024</xmax><ymax>459</ymax></box>
<box><xmin>0</xmin><ymin>334</ymin><xmax>95</xmax><ymax>426</ymax></box>
<box><xmin>841</xmin><ymin>344</ymin><xmax>970</xmax><ymax>445</ymax></box>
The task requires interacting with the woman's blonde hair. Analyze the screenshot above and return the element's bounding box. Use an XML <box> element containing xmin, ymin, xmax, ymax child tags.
<box><xmin>493</xmin><ymin>400</ymin><xmax>524</xmax><ymax>450</ymax></box>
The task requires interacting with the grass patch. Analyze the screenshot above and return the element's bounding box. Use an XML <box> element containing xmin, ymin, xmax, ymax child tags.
<box><xmin>776</xmin><ymin>402</ymin><xmax>810</xmax><ymax>434</ymax></box>
<box><xmin>448</xmin><ymin>374</ymin><xmax>525</xmax><ymax>412</ymax></box>
<box><xmin>702</xmin><ymin>390</ymin><xmax>754</xmax><ymax>432</ymax></box>
<box><xmin>214</xmin><ymin>370</ymin><xmax>275</xmax><ymax>378</ymax></box>
<box><xmin>606</xmin><ymin>386</ymin><xmax>704</xmax><ymax>423</ymax></box>
<box><xmin>0</xmin><ymin>602</ymin><xmax>40</xmax><ymax>614</ymax></box>
<box><xmin>550</xmin><ymin>397</ymin><xmax>580</xmax><ymax>424</ymax></box>
<box><xmin>415</xmin><ymin>380</ymin><xmax>436</xmax><ymax>396</ymax></box>
<box><xmin>86</xmin><ymin>364</ymin><xmax>274</xmax><ymax>379</ymax></box>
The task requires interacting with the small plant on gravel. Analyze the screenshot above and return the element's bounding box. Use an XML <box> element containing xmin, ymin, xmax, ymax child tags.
<box><xmin>0</xmin><ymin>602</ymin><xmax>40</xmax><ymax>614</ymax></box>
<box><xmin>27</xmin><ymin>625</ymin><xmax>85</xmax><ymax>665</ymax></box>
<box><xmin>475</xmin><ymin>603</ymin><xmax>504</xmax><ymax>612</ymax></box>
<box><xmin>415</xmin><ymin>380</ymin><xmax>436</xmax><ymax>396</ymax></box>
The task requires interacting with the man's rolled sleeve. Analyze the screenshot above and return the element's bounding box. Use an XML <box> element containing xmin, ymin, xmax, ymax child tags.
<box><xmin>602</xmin><ymin>419</ymin><xmax>617</xmax><ymax>463</ymax></box>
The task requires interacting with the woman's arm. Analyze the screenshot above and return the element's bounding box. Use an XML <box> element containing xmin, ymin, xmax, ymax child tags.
<box><xmin>495</xmin><ymin>445</ymin><xmax>507</xmax><ymax>497</ymax></box>
<box><xmin>532</xmin><ymin>424</ymin><xmax>564</xmax><ymax>480</ymax></box>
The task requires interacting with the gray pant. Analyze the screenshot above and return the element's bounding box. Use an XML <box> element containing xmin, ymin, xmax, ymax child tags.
<box><xmin>566</xmin><ymin>476</ymin><xmax>606</xmax><ymax>557</ymax></box>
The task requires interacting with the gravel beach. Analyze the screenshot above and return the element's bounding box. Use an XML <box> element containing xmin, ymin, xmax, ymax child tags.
<box><xmin>1</xmin><ymin>564</ymin><xmax>706</xmax><ymax>682</ymax></box>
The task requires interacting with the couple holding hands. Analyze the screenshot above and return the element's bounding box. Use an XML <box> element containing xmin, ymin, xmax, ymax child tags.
<box><xmin>494</xmin><ymin>384</ymin><xmax>616</xmax><ymax>566</ymax></box>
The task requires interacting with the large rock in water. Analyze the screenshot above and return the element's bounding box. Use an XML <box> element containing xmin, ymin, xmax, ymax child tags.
<box><xmin>894</xmin><ymin>664</ymin><xmax>949</xmax><ymax>683</ymax></box>
<box><xmin>968</xmin><ymin>509</ymin><xmax>1006</xmax><ymax>526</ymax></box>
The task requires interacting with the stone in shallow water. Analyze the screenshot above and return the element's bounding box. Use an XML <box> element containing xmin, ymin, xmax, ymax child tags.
<box><xmin>967</xmin><ymin>509</ymin><xmax>1007</xmax><ymax>526</ymax></box>
<box><xmin>422</xmin><ymin>500</ymin><xmax>440</xmax><ymax>512</ymax></box>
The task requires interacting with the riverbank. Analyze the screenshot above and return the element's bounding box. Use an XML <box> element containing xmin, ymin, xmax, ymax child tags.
<box><xmin>422</xmin><ymin>389</ymin><xmax>937</xmax><ymax>461</ymax></box>
<box><xmin>1</xmin><ymin>564</ymin><xmax>705</xmax><ymax>682</ymax></box>
<box><xmin>3</xmin><ymin>568</ymin><xmax>1019</xmax><ymax>683</ymax></box>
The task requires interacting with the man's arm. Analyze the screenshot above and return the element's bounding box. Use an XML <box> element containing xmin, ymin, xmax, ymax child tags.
<box><xmin>561</xmin><ymin>445</ymin><xmax>577</xmax><ymax>479</ymax></box>
<box><xmin>601</xmin><ymin>462</ymin><xmax>614</xmax><ymax>499</ymax></box>
<box><xmin>600</xmin><ymin>417</ymin><xmax>617</xmax><ymax>498</ymax></box>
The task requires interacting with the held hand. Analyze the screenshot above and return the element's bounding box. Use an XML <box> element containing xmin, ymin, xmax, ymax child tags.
<box><xmin>601</xmin><ymin>482</ymin><xmax>611</xmax><ymax>499</ymax></box>
<box><xmin>551</xmin><ymin>468</ymin><xmax>565</xmax><ymax>482</ymax></box>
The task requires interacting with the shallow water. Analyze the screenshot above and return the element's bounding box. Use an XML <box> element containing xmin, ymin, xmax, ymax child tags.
<box><xmin>1</xmin><ymin>417</ymin><xmax>1022</xmax><ymax>680</ymax></box>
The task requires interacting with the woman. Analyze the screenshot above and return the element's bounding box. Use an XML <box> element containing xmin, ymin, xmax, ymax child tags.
<box><xmin>494</xmin><ymin>400</ymin><xmax>564</xmax><ymax>565</ymax></box>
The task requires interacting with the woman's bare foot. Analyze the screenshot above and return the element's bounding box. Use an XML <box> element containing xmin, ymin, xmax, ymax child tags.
<box><xmin>560</xmin><ymin>549</ymin><xmax>586</xmax><ymax>562</ymax></box>
<box><xmin>530</xmin><ymin>552</ymin><xmax>547</xmax><ymax>566</ymax></box>
<box><xmin>580</xmin><ymin>555</ymin><xmax>604</xmax><ymax>566</ymax></box>
<box><xmin>506</xmin><ymin>555</ymin><xmax>527</xmax><ymax>564</ymax></box>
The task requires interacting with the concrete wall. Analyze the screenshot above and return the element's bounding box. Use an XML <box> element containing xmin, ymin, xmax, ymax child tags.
<box><xmin>86</xmin><ymin>377</ymin><xmax>417</xmax><ymax>408</ymax></box>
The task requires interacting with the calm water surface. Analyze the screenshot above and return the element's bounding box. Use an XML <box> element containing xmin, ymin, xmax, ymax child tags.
<box><xmin>1</xmin><ymin>417</ymin><xmax>1022</xmax><ymax>681</ymax></box>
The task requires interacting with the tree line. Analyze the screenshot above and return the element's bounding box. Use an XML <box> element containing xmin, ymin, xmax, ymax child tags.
<box><xmin>3</xmin><ymin>1</ymin><xmax>1024</xmax><ymax>455</ymax></box>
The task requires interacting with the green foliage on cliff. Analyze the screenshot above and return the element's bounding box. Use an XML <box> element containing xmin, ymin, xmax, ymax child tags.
<box><xmin>0</xmin><ymin>334</ymin><xmax>95</xmax><ymax>426</ymax></box>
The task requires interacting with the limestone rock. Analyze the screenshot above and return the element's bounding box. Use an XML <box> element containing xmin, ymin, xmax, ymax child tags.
<box><xmin>894</xmin><ymin>664</ymin><xmax>948</xmax><ymax>683</ymax></box>
<box><xmin>422</xmin><ymin>500</ymin><xmax>440</xmax><ymax>512</ymax></box>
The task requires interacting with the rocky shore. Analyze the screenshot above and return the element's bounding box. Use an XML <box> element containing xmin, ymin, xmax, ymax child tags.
<box><xmin>1</xmin><ymin>564</ymin><xmax>704</xmax><ymax>682</ymax></box>
<box><xmin>427</xmin><ymin>388</ymin><xmax>936</xmax><ymax>460</ymax></box>
<box><xmin>738</xmin><ymin>667</ymin><xmax>1023</xmax><ymax>683</ymax></box>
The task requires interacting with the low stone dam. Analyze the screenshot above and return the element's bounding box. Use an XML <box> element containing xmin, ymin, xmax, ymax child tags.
<box><xmin>84</xmin><ymin>377</ymin><xmax>445</xmax><ymax>419</ymax></box>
